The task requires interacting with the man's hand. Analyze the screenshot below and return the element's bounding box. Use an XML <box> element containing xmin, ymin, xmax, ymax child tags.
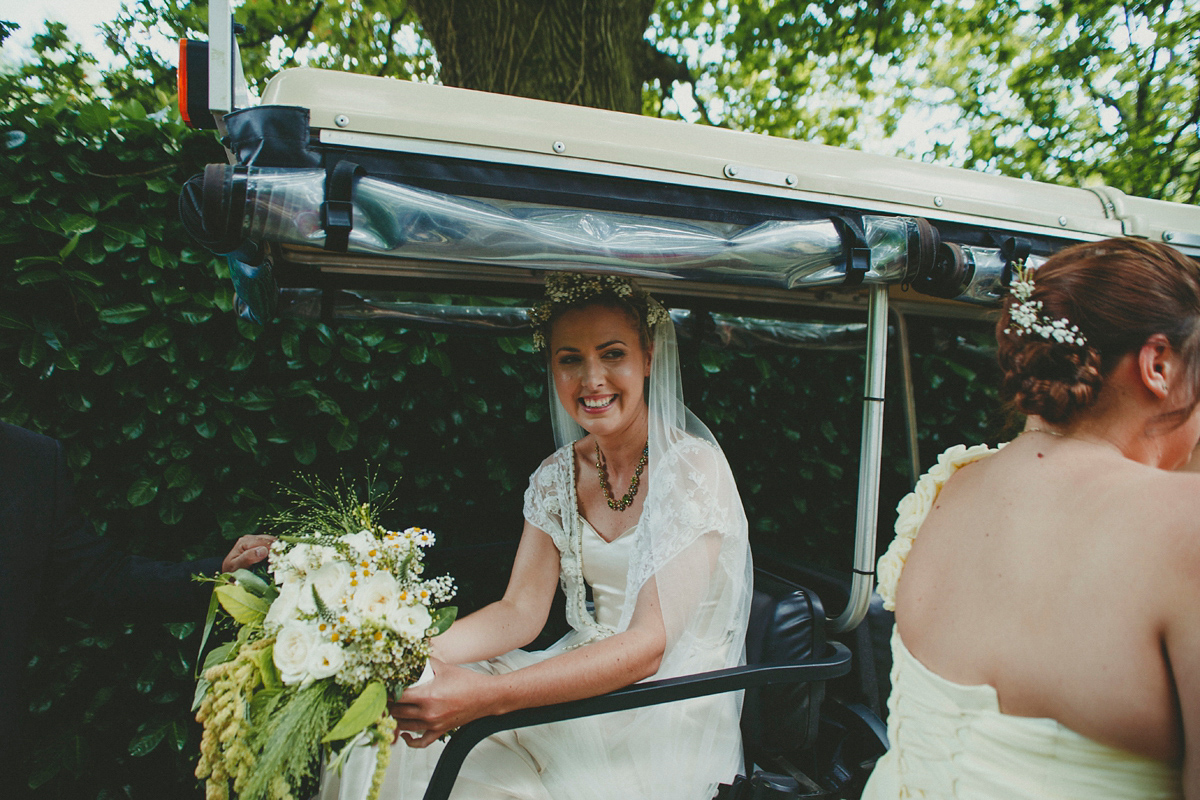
<box><xmin>221</xmin><ymin>535</ymin><xmax>275</xmax><ymax>573</ymax></box>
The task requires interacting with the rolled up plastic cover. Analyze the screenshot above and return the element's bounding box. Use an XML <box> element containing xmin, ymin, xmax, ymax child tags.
<box><xmin>184</xmin><ymin>166</ymin><xmax>930</xmax><ymax>290</ymax></box>
<box><xmin>271</xmin><ymin>289</ymin><xmax>873</xmax><ymax>350</ymax></box>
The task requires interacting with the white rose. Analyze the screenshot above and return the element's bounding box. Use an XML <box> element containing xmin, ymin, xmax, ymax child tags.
<box><xmin>305</xmin><ymin>641</ymin><xmax>345</xmax><ymax>681</ymax></box>
<box><xmin>387</xmin><ymin>603</ymin><xmax>432</xmax><ymax>641</ymax></box>
<box><xmin>309</xmin><ymin>561</ymin><xmax>352</xmax><ymax>608</ymax></box>
<box><xmin>264</xmin><ymin>581</ymin><xmax>302</xmax><ymax>631</ymax></box>
<box><xmin>274</xmin><ymin>623</ymin><xmax>319</xmax><ymax>685</ymax></box>
<box><xmin>351</xmin><ymin>573</ymin><xmax>401</xmax><ymax>622</ymax></box>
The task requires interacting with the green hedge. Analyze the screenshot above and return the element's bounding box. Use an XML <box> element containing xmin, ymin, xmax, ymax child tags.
<box><xmin>1</xmin><ymin>30</ymin><xmax>1005</xmax><ymax>798</ymax></box>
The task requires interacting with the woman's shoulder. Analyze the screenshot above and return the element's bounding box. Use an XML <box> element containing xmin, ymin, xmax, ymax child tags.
<box><xmin>876</xmin><ymin>442</ymin><xmax>1001</xmax><ymax>611</ymax></box>
<box><xmin>529</xmin><ymin>441</ymin><xmax>576</xmax><ymax>485</ymax></box>
<box><xmin>1140</xmin><ymin>467</ymin><xmax>1200</xmax><ymax>554</ymax></box>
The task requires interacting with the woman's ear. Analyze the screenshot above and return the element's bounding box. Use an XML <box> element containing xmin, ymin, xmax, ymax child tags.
<box><xmin>1137</xmin><ymin>333</ymin><xmax>1175</xmax><ymax>400</ymax></box>
<box><xmin>644</xmin><ymin>344</ymin><xmax>653</xmax><ymax>377</ymax></box>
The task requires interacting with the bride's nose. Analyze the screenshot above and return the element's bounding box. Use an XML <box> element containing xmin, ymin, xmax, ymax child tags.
<box><xmin>581</xmin><ymin>358</ymin><xmax>606</xmax><ymax>388</ymax></box>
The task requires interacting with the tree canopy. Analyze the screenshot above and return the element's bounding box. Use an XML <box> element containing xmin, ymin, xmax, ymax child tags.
<box><xmin>98</xmin><ymin>0</ymin><xmax>1200</xmax><ymax>201</ymax></box>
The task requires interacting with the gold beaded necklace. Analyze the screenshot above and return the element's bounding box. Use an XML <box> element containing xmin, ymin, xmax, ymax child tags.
<box><xmin>594</xmin><ymin>442</ymin><xmax>649</xmax><ymax>512</ymax></box>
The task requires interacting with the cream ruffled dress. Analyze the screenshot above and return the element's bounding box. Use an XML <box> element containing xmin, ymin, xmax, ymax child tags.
<box><xmin>861</xmin><ymin>444</ymin><xmax>1182</xmax><ymax>800</ymax></box>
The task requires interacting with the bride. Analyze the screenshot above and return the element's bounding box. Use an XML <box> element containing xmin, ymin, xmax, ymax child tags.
<box><xmin>320</xmin><ymin>273</ymin><xmax>752</xmax><ymax>800</ymax></box>
<box><xmin>864</xmin><ymin>238</ymin><xmax>1200</xmax><ymax>799</ymax></box>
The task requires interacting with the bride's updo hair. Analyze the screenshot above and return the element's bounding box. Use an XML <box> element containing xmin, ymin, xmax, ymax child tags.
<box><xmin>997</xmin><ymin>238</ymin><xmax>1200</xmax><ymax>425</ymax></box>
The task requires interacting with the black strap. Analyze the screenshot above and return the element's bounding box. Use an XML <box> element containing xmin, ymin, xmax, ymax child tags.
<box><xmin>321</xmin><ymin>161</ymin><xmax>365</xmax><ymax>252</ymax></box>
<box><xmin>831</xmin><ymin>214</ymin><xmax>870</xmax><ymax>287</ymax></box>
<box><xmin>991</xmin><ymin>234</ymin><xmax>1032</xmax><ymax>287</ymax></box>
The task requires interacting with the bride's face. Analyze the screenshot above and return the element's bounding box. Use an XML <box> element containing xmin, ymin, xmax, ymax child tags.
<box><xmin>549</xmin><ymin>304</ymin><xmax>652</xmax><ymax>440</ymax></box>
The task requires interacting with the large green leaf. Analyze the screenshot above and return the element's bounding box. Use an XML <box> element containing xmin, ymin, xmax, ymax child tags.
<box><xmin>322</xmin><ymin>681</ymin><xmax>387</xmax><ymax>743</ymax></box>
<box><xmin>99</xmin><ymin>303</ymin><xmax>151</xmax><ymax>324</ymax></box>
<box><xmin>128</xmin><ymin>722</ymin><xmax>167</xmax><ymax>757</ymax></box>
<box><xmin>430</xmin><ymin>606</ymin><xmax>458</xmax><ymax>635</ymax></box>
<box><xmin>126</xmin><ymin>477</ymin><xmax>159</xmax><ymax>506</ymax></box>
<box><xmin>214</xmin><ymin>584</ymin><xmax>269</xmax><ymax>625</ymax></box>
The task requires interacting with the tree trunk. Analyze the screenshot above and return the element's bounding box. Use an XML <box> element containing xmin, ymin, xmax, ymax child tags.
<box><xmin>408</xmin><ymin>0</ymin><xmax>656</xmax><ymax>113</ymax></box>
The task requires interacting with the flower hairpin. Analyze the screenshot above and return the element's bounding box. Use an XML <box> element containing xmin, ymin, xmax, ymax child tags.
<box><xmin>1003</xmin><ymin>260</ymin><xmax>1087</xmax><ymax>347</ymax></box>
<box><xmin>528</xmin><ymin>272</ymin><xmax>669</xmax><ymax>350</ymax></box>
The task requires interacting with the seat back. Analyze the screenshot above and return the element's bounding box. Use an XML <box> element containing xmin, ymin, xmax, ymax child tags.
<box><xmin>741</xmin><ymin>571</ymin><xmax>828</xmax><ymax>771</ymax></box>
<box><xmin>753</xmin><ymin>559</ymin><xmax>895</xmax><ymax>719</ymax></box>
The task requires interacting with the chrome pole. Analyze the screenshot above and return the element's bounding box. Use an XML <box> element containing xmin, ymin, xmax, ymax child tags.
<box><xmin>892</xmin><ymin>308</ymin><xmax>920</xmax><ymax>489</ymax></box>
<box><xmin>831</xmin><ymin>283</ymin><xmax>889</xmax><ymax>633</ymax></box>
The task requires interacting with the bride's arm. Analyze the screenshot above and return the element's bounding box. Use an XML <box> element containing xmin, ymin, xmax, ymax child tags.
<box><xmin>428</xmin><ymin>520</ymin><xmax>562</xmax><ymax>666</ymax></box>
<box><xmin>392</xmin><ymin>575</ymin><xmax>667</xmax><ymax>747</ymax></box>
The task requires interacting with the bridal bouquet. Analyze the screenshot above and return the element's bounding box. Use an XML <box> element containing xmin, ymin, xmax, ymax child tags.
<box><xmin>194</xmin><ymin>478</ymin><xmax>457</xmax><ymax>800</ymax></box>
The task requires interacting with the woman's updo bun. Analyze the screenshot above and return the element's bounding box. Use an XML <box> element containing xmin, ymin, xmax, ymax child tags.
<box><xmin>998</xmin><ymin>339</ymin><xmax>1104</xmax><ymax>424</ymax></box>
<box><xmin>996</xmin><ymin>238</ymin><xmax>1200</xmax><ymax>427</ymax></box>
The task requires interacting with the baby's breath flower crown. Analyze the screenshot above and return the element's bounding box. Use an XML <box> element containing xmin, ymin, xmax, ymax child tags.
<box><xmin>528</xmin><ymin>272</ymin><xmax>670</xmax><ymax>350</ymax></box>
<box><xmin>1003</xmin><ymin>260</ymin><xmax>1088</xmax><ymax>348</ymax></box>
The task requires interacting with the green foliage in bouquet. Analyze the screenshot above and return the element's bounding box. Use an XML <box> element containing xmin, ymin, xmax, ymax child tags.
<box><xmin>194</xmin><ymin>478</ymin><xmax>457</xmax><ymax>800</ymax></box>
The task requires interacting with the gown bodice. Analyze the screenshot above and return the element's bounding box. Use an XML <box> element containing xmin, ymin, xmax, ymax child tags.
<box><xmin>861</xmin><ymin>628</ymin><xmax>1181</xmax><ymax>799</ymax></box>
<box><xmin>579</xmin><ymin>519</ymin><xmax>636</xmax><ymax>630</ymax></box>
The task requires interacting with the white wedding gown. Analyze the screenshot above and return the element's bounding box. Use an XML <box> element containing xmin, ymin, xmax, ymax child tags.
<box><xmin>319</xmin><ymin>442</ymin><xmax>745</xmax><ymax>800</ymax></box>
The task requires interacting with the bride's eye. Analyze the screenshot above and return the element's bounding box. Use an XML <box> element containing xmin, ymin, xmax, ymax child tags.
<box><xmin>602</xmin><ymin>349</ymin><xmax>625</xmax><ymax>359</ymax></box>
<box><xmin>557</xmin><ymin>354</ymin><xmax>582</xmax><ymax>366</ymax></box>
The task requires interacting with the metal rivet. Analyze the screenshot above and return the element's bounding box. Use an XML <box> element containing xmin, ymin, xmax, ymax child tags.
<box><xmin>1165</xmin><ymin>232</ymin><xmax>1176</xmax><ymax>241</ymax></box>
<box><xmin>552</xmin><ymin>141</ymin><xmax>566</xmax><ymax>154</ymax></box>
<box><xmin>785</xmin><ymin>174</ymin><xmax>797</xmax><ymax>186</ymax></box>
<box><xmin>1058</xmin><ymin>216</ymin><xmax>1068</xmax><ymax>226</ymax></box>
<box><xmin>725</xmin><ymin>165</ymin><xmax>740</xmax><ymax>177</ymax></box>
<box><xmin>933</xmin><ymin>196</ymin><xmax>943</xmax><ymax>207</ymax></box>
<box><xmin>334</xmin><ymin>115</ymin><xmax>350</xmax><ymax>128</ymax></box>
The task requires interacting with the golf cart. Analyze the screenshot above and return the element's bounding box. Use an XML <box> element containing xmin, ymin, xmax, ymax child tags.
<box><xmin>177</xmin><ymin>3</ymin><xmax>1200</xmax><ymax>798</ymax></box>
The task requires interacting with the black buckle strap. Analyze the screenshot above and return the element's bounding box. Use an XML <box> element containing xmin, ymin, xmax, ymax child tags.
<box><xmin>831</xmin><ymin>214</ymin><xmax>870</xmax><ymax>287</ymax></box>
<box><xmin>990</xmin><ymin>233</ymin><xmax>1032</xmax><ymax>287</ymax></box>
<box><xmin>321</xmin><ymin>161</ymin><xmax>365</xmax><ymax>252</ymax></box>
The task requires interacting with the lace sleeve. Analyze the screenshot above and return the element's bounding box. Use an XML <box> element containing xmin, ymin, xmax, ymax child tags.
<box><xmin>522</xmin><ymin>446</ymin><xmax>571</xmax><ymax>552</ymax></box>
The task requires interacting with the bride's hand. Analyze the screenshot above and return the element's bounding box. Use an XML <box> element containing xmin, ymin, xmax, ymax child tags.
<box><xmin>387</xmin><ymin>658</ymin><xmax>495</xmax><ymax>748</ymax></box>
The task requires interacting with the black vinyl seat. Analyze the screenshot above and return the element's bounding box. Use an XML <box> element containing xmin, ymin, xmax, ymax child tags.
<box><xmin>419</xmin><ymin>572</ymin><xmax>851</xmax><ymax>800</ymax></box>
<box><xmin>742</xmin><ymin>573</ymin><xmax>829</xmax><ymax>775</ymax></box>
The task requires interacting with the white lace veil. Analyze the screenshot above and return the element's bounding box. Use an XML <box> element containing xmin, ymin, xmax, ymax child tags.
<box><xmin>539</xmin><ymin>283</ymin><xmax>754</xmax><ymax>799</ymax></box>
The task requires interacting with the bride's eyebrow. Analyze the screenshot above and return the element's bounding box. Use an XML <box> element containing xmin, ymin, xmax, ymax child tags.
<box><xmin>596</xmin><ymin>340</ymin><xmax>626</xmax><ymax>349</ymax></box>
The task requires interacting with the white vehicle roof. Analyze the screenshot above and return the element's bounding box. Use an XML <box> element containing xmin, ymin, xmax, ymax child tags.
<box><xmin>261</xmin><ymin>68</ymin><xmax>1200</xmax><ymax>256</ymax></box>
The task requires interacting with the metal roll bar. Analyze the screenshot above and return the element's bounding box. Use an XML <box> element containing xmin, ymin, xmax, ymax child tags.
<box><xmin>831</xmin><ymin>283</ymin><xmax>889</xmax><ymax>632</ymax></box>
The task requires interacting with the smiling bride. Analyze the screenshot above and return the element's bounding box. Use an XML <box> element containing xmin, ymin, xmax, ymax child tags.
<box><xmin>319</xmin><ymin>272</ymin><xmax>753</xmax><ymax>800</ymax></box>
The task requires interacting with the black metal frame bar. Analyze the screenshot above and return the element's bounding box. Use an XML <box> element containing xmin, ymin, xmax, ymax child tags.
<box><xmin>421</xmin><ymin>642</ymin><xmax>852</xmax><ymax>800</ymax></box>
